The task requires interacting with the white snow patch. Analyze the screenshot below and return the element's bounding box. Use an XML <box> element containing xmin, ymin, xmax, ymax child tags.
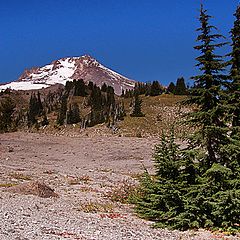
<box><xmin>0</xmin><ymin>81</ymin><xmax>49</xmax><ymax>91</ymax></box>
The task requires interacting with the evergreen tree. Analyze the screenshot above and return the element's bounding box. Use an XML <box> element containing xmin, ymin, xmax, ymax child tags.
<box><xmin>167</xmin><ymin>82</ymin><xmax>176</xmax><ymax>94</ymax></box>
<box><xmin>174</xmin><ymin>77</ymin><xmax>188</xmax><ymax>95</ymax></box>
<box><xmin>67</xmin><ymin>103</ymin><xmax>81</xmax><ymax>124</ymax></box>
<box><xmin>0</xmin><ymin>97</ymin><xmax>16</xmax><ymax>132</ymax></box>
<box><xmin>228</xmin><ymin>5</ymin><xmax>240</xmax><ymax>136</ymax></box>
<box><xmin>184</xmin><ymin>4</ymin><xmax>228</xmax><ymax>167</ymax></box>
<box><xmin>88</xmin><ymin>85</ymin><xmax>105</xmax><ymax>126</ymax></box>
<box><xmin>149</xmin><ymin>81</ymin><xmax>163</xmax><ymax>96</ymax></box>
<box><xmin>74</xmin><ymin>79</ymin><xmax>87</xmax><ymax>96</ymax></box>
<box><xmin>145</xmin><ymin>82</ymin><xmax>152</xmax><ymax>96</ymax></box>
<box><xmin>28</xmin><ymin>93</ymin><xmax>42</xmax><ymax>126</ymax></box>
<box><xmin>135</xmin><ymin>130</ymin><xmax>187</xmax><ymax>229</ymax></box>
<box><xmin>130</xmin><ymin>93</ymin><xmax>145</xmax><ymax>117</ymax></box>
<box><xmin>65</xmin><ymin>81</ymin><xmax>74</xmax><ymax>93</ymax></box>
<box><xmin>106</xmin><ymin>86</ymin><xmax>115</xmax><ymax>107</ymax></box>
<box><xmin>134</xmin><ymin>82</ymin><xmax>147</xmax><ymax>95</ymax></box>
<box><xmin>31</xmin><ymin>92</ymin><xmax>43</xmax><ymax>117</ymax></box>
<box><xmin>89</xmin><ymin>85</ymin><xmax>103</xmax><ymax>111</ymax></box>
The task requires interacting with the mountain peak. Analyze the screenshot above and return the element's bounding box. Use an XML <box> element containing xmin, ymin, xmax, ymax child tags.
<box><xmin>0</xmin><ymin>55</ymin><xmax>136</xmax><ymax>95</ymax></box>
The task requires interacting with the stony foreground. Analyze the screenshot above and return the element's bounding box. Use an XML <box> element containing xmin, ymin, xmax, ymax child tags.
<box><xmin>0</xmin><ymin>132</ymin><xmax>239</xmax><ymax>240</ymax></box>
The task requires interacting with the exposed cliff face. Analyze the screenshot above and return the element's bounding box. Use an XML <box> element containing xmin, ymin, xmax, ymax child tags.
<box><xmin>1</xmin><ymin>55</ymin><xmax>136</xmax><ymax>95</ymax></box>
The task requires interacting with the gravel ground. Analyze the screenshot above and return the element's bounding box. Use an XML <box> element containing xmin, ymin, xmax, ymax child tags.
<box><xmin>0</xmin><ymin>132</ymin><xmax>239</xmax><ymax>240</ymax></box>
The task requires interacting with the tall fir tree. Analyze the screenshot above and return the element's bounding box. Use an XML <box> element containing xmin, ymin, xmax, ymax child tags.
<box><xmin>28</xmin><ymin>93</ymin><xmax>43</xmax><ymax>126</ymax></box>
<box><xmin>228</xmin><ymin>5</ymin><xmax>240</xmax><ymax>136</ymax></box>
<box><xmin>130</xmin><ymin>93</ymin><xmax>145</xmax><ymax>117</ymax></box>
<box><xmin>167</xmin><ymin>82</ymin><xmax>176</xmax><ymax>94</ymax></box>
<box><xmin>149</xmin><ymin>81</ymin><xmax>163</xmax><ymax>96</ymax></box>
<box><xmin>0</xmin><ymin>97</ymin><xmax>16</xmax><ymax>132</ymax></box>
<box><xmin>67</xmin><ymin>103</ymin><xmax>81</xmax><ymax>124</ymax></box>
<box><xmin>174</xmin><ymin>77</ymin><xmax>188</xmax><ymax>95</ymax></box>
<box><xmin>74</xmin><ymin>79</ymin><xmax>88</xmax><ymax>96</ymax></box>
<box><xmin>185</xmin><ymin>4</ymin><xmax>228</xmax><ymax>167</ymax></box>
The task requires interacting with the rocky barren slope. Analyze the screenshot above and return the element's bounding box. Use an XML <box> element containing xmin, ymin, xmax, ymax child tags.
<box><xmin>0</xmin><ymin>55</ymin><xmax>136</xmax><ymax>95</ymax></box>
<box><xmin>0</xmin><ymin>132</ymin><xmax>239</xmax><ymax>240</ymax></box>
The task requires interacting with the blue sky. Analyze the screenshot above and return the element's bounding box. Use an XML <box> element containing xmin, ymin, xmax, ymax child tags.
<box><xmin>0</xmin><ymin>0</ymin><xmax>238</xmax><ymax>86</ymax></box>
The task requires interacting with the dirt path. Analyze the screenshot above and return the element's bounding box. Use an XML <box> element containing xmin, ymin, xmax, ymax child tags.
<box><xmin>0</xmin><ymin>132</ymin><xmax>238</xmax><ymax>240</ymax></box>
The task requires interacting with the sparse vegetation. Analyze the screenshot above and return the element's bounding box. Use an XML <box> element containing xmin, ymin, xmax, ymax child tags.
<box><xmin>0</xmin><ymin>182</ymin><xmax>17</xmax><ymax>188</ymax></box>
<box><xmin>9</xmin><ymin>172</ymin><xmax>32</xmax><ymax>181</ymax></box>
<box><xmin>105</xmin><ymin>179</ymin><xmax>139</xmax><ymax>204</ymax></box>
<box><xmin>119</xmin><ymin>94</ymin><xmax>189</xmax><ymax>138</ymax></box>
<box><xmin>79</xmin><ymin>201</ymin><xmax>114</xmax><ymax>213</ymax></box>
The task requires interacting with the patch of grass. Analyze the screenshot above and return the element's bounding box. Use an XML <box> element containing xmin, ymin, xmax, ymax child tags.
<box><xmin>9</xmin><ymin>172</ymin><xmax>32</xmax><ymax>181</ymax></box>
<box><xmin>0</xmin><ymin>182</ymin><xmax>17</xmax><ymax>188</ymax></box>
<box><xmin>105</xmin><ymin>179</ymin><xmax>139</xmax><ymax>204</ymax></box>
<box><xmin>79</xmin><ymin>201</ymin><xmax>114</xmax><ymax>213</ymax></box>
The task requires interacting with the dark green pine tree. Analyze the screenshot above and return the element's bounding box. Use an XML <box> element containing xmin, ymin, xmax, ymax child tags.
<box><xmin>0</xmin><ymin>97</ymin><xmax>16</xmax><ymax>132</ymax></box>
<box><xmin>89</xmin><ymin>85</ymin><xmax>103</xmax><ymax>111</ymax></box>
<box><xmin>130</xmin><ymin>93</ymin><xmax>145</xmax><ymax>117</ymax></box>
<box><xmin>134</xmin><ymin>82</ymin><xmax>147</xmax><ymax>95</ymax></box>
<box><xmin>149</xmin><ymin>81</ymin><xmax>163</xmax><ymax>96</ymax></box>
<box><xmin>67</xmin><ymin>103</ymin><xmax>81</xmax><ymax>124</ymax></box>
<box><xmin>167</xmin><ymin>82</ymin><xmax>176</xmax><ymax>94</ymax></box>
<box><xmin>74</xmin><ymin>79</ymin><xmax>88</xmax><ymax>96</ymax></box>
<box><xmin>106</xmin><ymin>86</ymin><xmax>115</xmax><ymax>107</ymax></box>
<box><xmin>185</xmin><ymin>4</ymin><xmax>228</xmax><ymax>167</ymax></box>
<box><xmin>28</xmin><ymin>93</ymin><xmax>40</xmax><ymax>126</ymax></box>
<box><xmin>228</xmin><ymin>5</ymin><xmax>240</xmax><ymax>136</ymax></box>
<box><xmin>174</xmin><ymin>77</ymin><xmax>188</xmax><ymax>95</ymax></box>
<box><xmin>88</xmin><ymin>85</ymin><xmax>105</xmax><ymax>126</ymax></box>
<box><xmin>135</xmin><ymin>130</ymin><xmax>186</xmax><ymax>229</ymax></box>
<box><xmin>65</xmin><ymin>81</ymin><xmax>74</xmax><ymax>93</ymax></box>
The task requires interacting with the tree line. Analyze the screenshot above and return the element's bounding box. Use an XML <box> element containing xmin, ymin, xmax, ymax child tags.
<box><xmin>57</xmin><ymin>80</ymin><xmax>125</xmax><ymax>128</ymax></box>
<box><xmin>122</xmin><ymin>78</ymin><xmax>188</xmax><ymax>99</ymax></box>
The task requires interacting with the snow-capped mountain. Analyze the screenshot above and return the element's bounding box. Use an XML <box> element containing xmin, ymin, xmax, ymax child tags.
<box><xmin>0</xmin><ymin>55</ymin><xmax>136</xmax><ymax>95</ymax></box>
